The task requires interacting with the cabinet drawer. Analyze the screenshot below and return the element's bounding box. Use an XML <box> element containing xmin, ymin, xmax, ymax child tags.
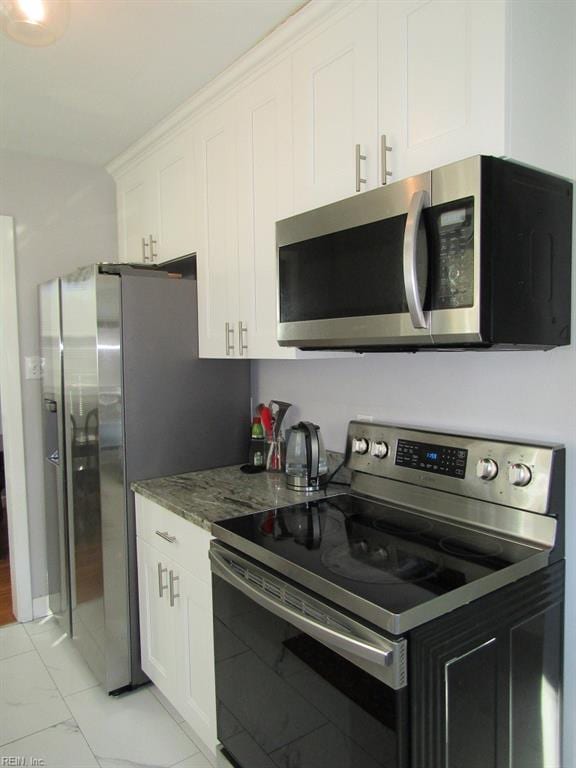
<box><xmin>135</xmin><ymin>493</ymin><xmax>213</xmax><ymax>584</ymax></box>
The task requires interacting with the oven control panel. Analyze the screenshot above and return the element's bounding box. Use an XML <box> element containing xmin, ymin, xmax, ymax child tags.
<box><xmin>345</xmin><ymin>421</ymin><xmax>561</xmax><ymax>516</ymax></box>
<box><xmin>395</xmin><ymin>439</ymin><xmax>467</xmax><ymax>479</ymax></box>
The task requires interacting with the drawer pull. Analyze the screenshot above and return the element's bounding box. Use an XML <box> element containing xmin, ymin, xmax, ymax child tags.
<box><xmin>157</xmin><ymin>562</ymin><xmax>168</xmax><ymax>597</ymax></box>
<box><xmin>156</xmin><ymin>530</ymin><xmax>177</xmax><ymax>544</ymax></box>
<box><xmin>169</xmin><ymin>570</ymin><xmax>180</xmax><ymax>607</ymax></box>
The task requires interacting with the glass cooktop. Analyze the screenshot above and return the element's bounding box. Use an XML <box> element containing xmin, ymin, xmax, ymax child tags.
<box><xmin>213</xmin><ymin>494</ymin><xmax>547</xmax><ymax>633</ymax></box>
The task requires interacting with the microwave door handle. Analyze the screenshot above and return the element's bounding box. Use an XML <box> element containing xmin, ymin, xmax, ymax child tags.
<box><xmin>403</xmin><ymin>189</ymin><xmax>430</xmax><ymax>329</ymax></box>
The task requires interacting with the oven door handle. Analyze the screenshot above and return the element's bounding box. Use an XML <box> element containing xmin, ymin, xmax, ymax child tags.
<box><xmin>210</xmin><ymin>547</ymin><xmax>398</xmax><ymax>672</ymax></box>
<box><xmin>403</xmin><ymin>189</ymin><xmax>430</xmax><ymax>329</ymax></box>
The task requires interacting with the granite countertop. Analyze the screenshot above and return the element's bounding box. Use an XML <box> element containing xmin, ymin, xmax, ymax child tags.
<box><xmin>131</xmin><ymin>452</ymin><xmax>350</xmax><ymax>533</ymax></box>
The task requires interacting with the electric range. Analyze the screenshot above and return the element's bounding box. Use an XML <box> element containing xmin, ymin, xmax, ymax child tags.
<box><xmin>210</xmin><ymin>422</ymin><xmax>565</xmax><ymax>768</ymax></box>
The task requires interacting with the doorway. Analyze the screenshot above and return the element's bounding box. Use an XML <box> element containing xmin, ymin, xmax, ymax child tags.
<box><xmin>0</xmin><ymin>435</ymin><xmax>15</xmax><ymax>624</ymax></box>
<box><xmin>0</xmin><ymin>215</ymin><xmax>33</xmax><ymax>623</ymax></box>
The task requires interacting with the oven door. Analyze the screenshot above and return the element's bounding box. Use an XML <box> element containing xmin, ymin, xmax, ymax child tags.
<box><xmin>277</xmin><ymin>172</ymin><xmax>432</xmax><ymax>349</ymax></box>
<box><xmin>210</xmin><ymin>543</ymin><xmax>409</xmax><ymax>768</ymax></box>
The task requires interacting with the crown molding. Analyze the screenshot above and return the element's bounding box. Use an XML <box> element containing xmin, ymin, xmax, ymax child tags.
<box><xmin>106</xmin><ymin>0</ymin><xmax>351</xmax><ymax>177</ymax></box>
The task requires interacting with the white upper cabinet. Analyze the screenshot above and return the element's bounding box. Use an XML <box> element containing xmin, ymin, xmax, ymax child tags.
<box><xmin>110</xmin><ymin>0</ymin><xmax>574</xmax><ymax>356</ymax></box>
<box><xmin>117</xmin><ymin>159</ymin><xmax>157</xmax><ymax>264</ymax></box>
<box><xmin>379</xmin><ymin>0</ymin><xmax>507</xmax><ymax>183</ymax></box>
<box><xmin>378</xmin><ymin>0</ymin><xmax>573</xmax><ymax>182</ymax></box>
<box><xmin>236</xmin><ymin>59</ymin><xmax>295</xmax><ymax>359</ymax></box>
<box><xmin>116</xmin><ymin>128</ymin><xmax>195</xmax><ymax>265</ymax></box>
<box><xmin>292</xmin><ymin>1</ymin><xmax>379</xmax><ymax>212</ymax></box>
<box><xmin>194</xmin><ymin>99</ymin><xmax>239</xmax><ymax>358</ymax></box>
<box><xmin>153</xmin><ymin>128</ymin><xmax>196</xmax><ymax>263</ymax></box>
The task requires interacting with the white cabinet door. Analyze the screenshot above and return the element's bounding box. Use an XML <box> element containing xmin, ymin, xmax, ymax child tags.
<box><xmin>237</xmin><ymin>59</ymin><xmax>296</xmax><ymax>359</ymax></box>
<box><xmin>174</xmin><ymin>565</ymin><xmax>217</xmax><ymax>751</ymax></box>
<box><xmin>195</xmin><ymin>100</ymin><xmax>239</xmax><ymax>357</ymax></box>
<box><xmin>136</xmin><ymin>537</ymin><xmax>177</xmax><ymax>697</ymax></box>
<box><xmin>292</xmin><ymin>1</ymin><xmax>379</xmax><ymax>212</ymax></box>
<box><xmin>379</xmin><ymin>0</ymin><xmax>506</xmax><ymax>182</ymax></box>
<box><xmin>152</xmin><ymin>127</ymin><xmax>197</xmax><ymax>264</ymax></box>
<box><xmin>117</xmin><ymin>161</ymin><xmax>156</xmax><ymax>263</ymax></box>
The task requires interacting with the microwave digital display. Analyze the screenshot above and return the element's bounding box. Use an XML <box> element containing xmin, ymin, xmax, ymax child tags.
<box><xmin>440</xmin><ymin>208</ymin><xmax>467</xmax><ymax>228</ymax></box>
<box><xmin>429</xmin><ymin>197</ymin><xmax>475</xmax><ymax>311</ymax></box>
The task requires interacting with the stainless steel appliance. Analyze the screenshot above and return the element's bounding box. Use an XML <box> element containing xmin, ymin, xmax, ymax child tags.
<box><xmin>40</xmin><ymin>263</ymin><xmax>250</xmax><ymax>693</ymax></box>
<box><xmin>277</xmin><ymin>155</ymin><xmax>572</xmax><ymax>350</ymax></box>
<box><xmin>40</xmin><ymin>279</ymin><xmax>71</xmax><ymax>635</ymax></box>
<box><xmin>210</xmin><ymin>421</ymin><xmax>565</xmax><ymax>768</ymax></box>
<box><xmin>285</xmin><ymin>421</ymin><xmax>328</xmax><ymax>491</ymax></box>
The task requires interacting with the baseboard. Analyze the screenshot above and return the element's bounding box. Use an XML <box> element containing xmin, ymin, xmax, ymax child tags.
<box><xmin>32</xmin><ymin>595</ymin><xmax>50</xmax><ymax>619</ymax></box>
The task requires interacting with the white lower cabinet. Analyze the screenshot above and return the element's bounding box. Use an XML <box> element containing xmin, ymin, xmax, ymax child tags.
<box><xmin>175</xmin><ymin>567</ymin><xmax>217</xmax><ymax>745</ymax></box>
<box><xmin>137</xmin><ymin>537</ymin><xmax>178</xmax><ymax>697</ymax></box>
<box><xmin>135</xmin><ymin>495</ymin><xmax>217</xmax><ymax>753</ymax></box>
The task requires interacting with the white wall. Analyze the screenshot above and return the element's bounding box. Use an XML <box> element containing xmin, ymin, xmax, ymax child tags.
<box><xmin>0</xmin><ymin>149</ymin><xmax>117</xmax><ymax>599</ymax></box>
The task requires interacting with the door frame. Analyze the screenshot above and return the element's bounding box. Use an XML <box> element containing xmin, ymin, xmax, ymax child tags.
<box><xmin>0</xmin><ymin>215</ymin><xmax>33</xmax><ymax>622</ymax></box>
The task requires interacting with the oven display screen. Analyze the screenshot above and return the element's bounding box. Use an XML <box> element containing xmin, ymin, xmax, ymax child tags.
<box><xmin>395</xmin><ymin>440</ymin><xmax>467</xmax><ymax>479</ymax></box>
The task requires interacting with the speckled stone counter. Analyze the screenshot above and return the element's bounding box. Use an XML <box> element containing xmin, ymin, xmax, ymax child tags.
<box><xmin>131</xmin><ymin>452</ymin><xmax>350</xmax><ymax>534</ymax></box>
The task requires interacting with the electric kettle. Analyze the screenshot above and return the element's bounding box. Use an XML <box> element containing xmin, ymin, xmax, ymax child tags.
<box><xmin>285</xmin><ymin>422</ymin><xmax>328</xmax><ymax>492</ymax></box>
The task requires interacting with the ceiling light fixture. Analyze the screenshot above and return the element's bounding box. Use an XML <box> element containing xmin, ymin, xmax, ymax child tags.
<box><xmin>0</xmin><ymin>0</ymin><xmax>69</xmax><ymax>46</ymax></box>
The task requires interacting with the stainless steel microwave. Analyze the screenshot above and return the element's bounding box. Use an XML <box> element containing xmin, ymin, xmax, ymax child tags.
<box><xmin>276</xmin><ymin>156</ymin><xmax>572</xmax><ymax>351</ymax></box>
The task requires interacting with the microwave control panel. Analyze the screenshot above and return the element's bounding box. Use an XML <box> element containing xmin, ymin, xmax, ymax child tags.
<box><xmin>430</xmin><ymin>197</ymin><xmax>475</xmax><ymax>310</ymax></box>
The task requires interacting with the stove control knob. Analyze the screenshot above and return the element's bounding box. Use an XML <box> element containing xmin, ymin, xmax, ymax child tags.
<box><xmin>509</xmin><ymin>463</ymin><xmax>532</xmax><ymax>487</ymax></box>
<box><xmin>370</xmin><ymin>441</ymin><xmax>389</xmax><ymax>459</ymax></box>
<box><xmin>352</xmin><ymin>437</ymin><xmax>369</xmax><ymax>455</ymax></box>
<box><xmin>476</xmin><ymin>457</ymin><xmax>499</xmax><ymax>481</ymax></box>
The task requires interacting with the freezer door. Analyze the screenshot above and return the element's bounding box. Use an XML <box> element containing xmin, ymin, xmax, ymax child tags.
<box><xmin>39</xmin><ymin>279</ymin><xmax>71</xmax><ymax>636</ymax></box>
<box><xmin>62</xmin><ymin>266</ymin><xmax>130</xmax><ymax>692</ymax></box>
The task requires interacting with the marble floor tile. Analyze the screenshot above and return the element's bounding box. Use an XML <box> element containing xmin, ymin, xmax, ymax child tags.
<box><xmin>0</xmin><ymin>650</ymin><xmax>71</xmax><ymax>746</ymax></box>
<box><xmin>97</xmin><ymin>760</ymin><xmax>166</xmax><ymax>768</ymax></box>
<box><xmin>24</xmin><ymin>614</ymin><xmax>63</xmax><ymax>637</ymax></box>
<box><xmin>0</xmin><ymin>622</ymin><xmax>34</xmax><ymax>660</ymax></box>
<box><xmin>150</xmin><ymin>684</ymin><xmax>185</xmax><ymax>724</ymax></box>
<box><xmin>172</xmin><ymin>752</ymin><xmax>215</xmax><ymax>768</ymax></box>
<box><xmin>0</xmin><ymin>718</ymin><xmax>99</xmax><ymax>767</ymax></box>
<box><xmin>31</xmin><ymin>623</ymin><xmax>99</xmax><ymax>697</ymax></box>
<box><xmin>66</xmin><ymin>685</ymin><xmax>198</xmax><ymax>767</ymax></box>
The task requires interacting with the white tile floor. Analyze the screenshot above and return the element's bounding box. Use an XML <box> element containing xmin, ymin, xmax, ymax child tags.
<box><xmin>0</xmin><ymin>617</ymin><xmax>231</xmax><ymax>768</ymax></box>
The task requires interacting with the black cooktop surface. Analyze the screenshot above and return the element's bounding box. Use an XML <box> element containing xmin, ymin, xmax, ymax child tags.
<box><xmin>213</xmin><ymin>494</ymin><xmax>545</xmax><ymax>627</ymax></box>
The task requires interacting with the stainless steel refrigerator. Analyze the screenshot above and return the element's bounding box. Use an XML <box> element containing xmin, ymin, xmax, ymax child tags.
<box><xmin>40</xmin><ymin>263</ymin><xmax>250</xmax><ymax>693</ymax></box>
<box><xmin>40</xmin><ymin>278</ymin><xmax>71</xmax><ymax>636</ymax></box>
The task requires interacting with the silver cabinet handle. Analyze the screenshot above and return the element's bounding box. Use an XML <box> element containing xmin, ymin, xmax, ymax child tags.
<box><xmin>157</xmin><ymin>562</ymin><xmax>168</xmax><ymax>598</ymax></box>
<box><xmin>225</xmin><ymin>322</ymin><xmax>235</xmax><ymax>356</ymax></box>
<box><xmin>210</xmin><ymin>547</ymin><xmax>398</xmax><ymax>673</ymax></box>
<box><xmin>149</xmin><ymin>234</ymin><xmax>158</xmax><ymax>262</ymax></box>
<box><xmin>380</xmin><ymin>134</ymin><xmax>392</xmax><ymax>185</ymax></box>
<box><xmin>155</xmin><ymin>530</ymin><xmax>177</xmax><ymax>544</ymax></box>
<box><xmin>169</xmin><ymin>570</ymin><xmax>180</xmax><ymax>607</ymax></box>
<box><xmin>403</xmin><ymin>189</ymin><xmax>430</xmax><ymax>329</ymax></box>
<box><xmin>238</xmin><ymin>322</ymin><xmax>248</xmax><ymax>356</ymax></box>
<box><xmin>142</xmin><ymin>237</ymin><xmax>150</xmax><ymax>263</ymax></box>
<box><xmin>355</xmin><ymin>144</ymin><xmax>367</xmax><ymax>193</ymax></box>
